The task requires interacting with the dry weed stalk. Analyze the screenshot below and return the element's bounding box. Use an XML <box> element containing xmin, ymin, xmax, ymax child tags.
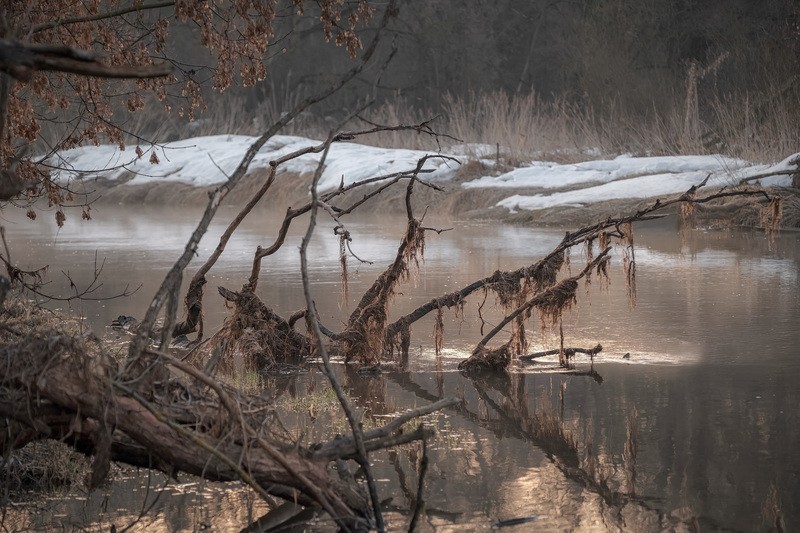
<box><xmin>760</xmin><ymin>196</ymin><xmax>783</xmax><ymax>244</ymax></box>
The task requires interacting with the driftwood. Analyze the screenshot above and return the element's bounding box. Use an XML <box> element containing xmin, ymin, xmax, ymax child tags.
<box><xmin>519</xmin><ymin>344</ymin><xmax>603</xmax><ymax>362</ymax></box>
<box><xmin>0</xmin><ymin>311</ymin><xmax>452</xmax><ymax>530</ymax></box>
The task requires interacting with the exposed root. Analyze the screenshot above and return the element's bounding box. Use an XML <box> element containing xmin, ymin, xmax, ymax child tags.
<box><xmin>187</xmin><ymin>287</ymin><xmax>308</xmax><ymax>372</ymax></box>
<box><xmin>458</xmin><ymin>343</ymin><xmax>511</xmax><ymax>373</ymax></box>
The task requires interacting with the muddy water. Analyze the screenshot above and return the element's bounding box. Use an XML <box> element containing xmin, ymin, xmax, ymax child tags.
<box><xmin>2</xmin><ymin>205</ymin><xmax>800</xmax><ymax>531</ymax></box>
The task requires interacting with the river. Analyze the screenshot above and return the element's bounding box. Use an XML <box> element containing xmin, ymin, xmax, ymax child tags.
<box><xmin>2</xmin><ymin>205</ymin><xmax>799</xmax><ymax>531</ymax></box>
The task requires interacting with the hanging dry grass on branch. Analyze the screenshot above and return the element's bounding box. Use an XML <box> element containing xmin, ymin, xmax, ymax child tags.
<box><xmin>433</xmin><ymin>306</ymin><xmax>444</xmax><ymax>356</ymax></box>
<box><xmin>339</xmin><ymin>231</ymin><xmax>350</xmax><ymax>304</ymax></box>
<box><xmin>530</xmin><ymin>251</ymin><xmax>566</xmax><ymax>292</ymax></box>
<box><xmin>510</xmin><ymin>312</ymin><xmax>529</xmax><ymax>358</ymax></box>
<box><xmin>760</xmin><ymin>196</ymin><xmax>783</xmax><ymax>243</ymax></box>
<box><xmin>620</xmin><ymin>222</ymin><xmax>637</xmax><ymax>307</ymax></box>
<box><xmin>537</xmin><ymin>279</ymin><xmax>579</xmax><ymax>329</ymax></box>
<box><xmin>491</xmin><ymin>271</ymin><xmax>525</xmax><ymax>309</ymax></box>
<box><xmin>584</xmin><ymin>236</ymin><xmax>595</xmax><ymax>290</ymax></box>
<box><xmin>340</xmin><ymin>218</ymin><xmax>426</xmax><ymax>364</ymax></box>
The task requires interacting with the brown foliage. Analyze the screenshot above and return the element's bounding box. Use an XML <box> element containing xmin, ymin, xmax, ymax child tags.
<box><xmin>0</xmin><ymin>0</ymin><xmax>374</xmax><ymax>216</ymax></box>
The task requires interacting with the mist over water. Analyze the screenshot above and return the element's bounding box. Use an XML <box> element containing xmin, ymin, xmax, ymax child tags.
<box><xmin>3</xmin><ymin>207</ymin><xmax>799</xmax><ymax>531</ymax></box>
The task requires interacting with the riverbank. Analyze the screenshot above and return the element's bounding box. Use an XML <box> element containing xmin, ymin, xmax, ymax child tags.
<box><xmin>52</xmin><ymin>134</ymin><xmax>800</xmax><ymax>228</ymax></box>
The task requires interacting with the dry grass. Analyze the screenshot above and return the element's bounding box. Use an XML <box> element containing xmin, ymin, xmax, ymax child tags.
<box><xmin>1</xmin><ymin>299</ymin><xmax>95</xmax><ymax>497</ymax></box>
<box><xmin>34</xmin><ymin>62</ymin><xmax>799</xmax><ymax>171</ymax></box>
<box><xmin>2</xmin><ymin>441</ymin><xmax>90</xmax><ymax>496</ymax></box>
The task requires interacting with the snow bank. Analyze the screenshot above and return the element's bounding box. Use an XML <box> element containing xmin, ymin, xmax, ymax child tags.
<box><xmin>47</xmin><ymin>134</ymin><xmax>797</xmax><ymax>212</ymax></box>
<box><xmin>463</xmin><ymin>154</ymin><xmax>748</xmax><ymax>190</ymax></box>
<box><xmin>48</xmin><ymin>134</ymin><xmax>460</xmax><ymax>192</ymax></box>
<box><xmin>479</xmin><ymin>153</ymin><xmax>798</xmax><ymax>212</ymax></box>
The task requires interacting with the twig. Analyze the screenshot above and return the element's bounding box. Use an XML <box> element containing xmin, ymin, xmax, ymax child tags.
<box><xmin>299</xmin><ymin>123</ymin><xmax>382</xmax><ymax>531</ymax></box>
<box><xmin>408</xmin><ymin>430</ymin><xmax>428</xmax><ymax>532</ymax></box>
<box><xmin>0</xmin><ymin>39</ymin><xmax>172</xmax><ymax>81</ymax></box>
<box><xmin>738</xmin><ymin>169</ymin><xmax>797</xmax><ymax>184</ymax></box>
<box><xmin>28</xmin><ymin>1</ymin><xmax>176</xmax><ymax>34</ymax></box>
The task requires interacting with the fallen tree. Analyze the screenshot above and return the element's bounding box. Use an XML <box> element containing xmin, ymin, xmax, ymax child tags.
<box><xmin>0</xmin><ymin>0</ymin><xmax>790</xmax><ymax>524</ymax></box>
<box><xmin>0</xmin><ymin>298</ymin><xmax>459</xmax><ymax>530</ymax></box>
<box><xmin>0</xmin><ymin>154</ymin><xmax>785</xmax><ymax>530</ymax></box>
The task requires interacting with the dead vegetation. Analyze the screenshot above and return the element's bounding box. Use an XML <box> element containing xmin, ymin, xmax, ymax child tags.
<box><xmin>2</xmin><ymin>61</ymin><xmax>793</xmax><ymax>533</ymax></box>
<box><xmin>1</xmin><ymin>134</ymin><xmax>787</xmax><ymax>529</ymax></box>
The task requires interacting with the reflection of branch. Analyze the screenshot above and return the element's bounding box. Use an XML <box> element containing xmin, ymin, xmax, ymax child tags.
<box><xmin>0</xmin><ymin>230</ymin><xmax>140</xmax><ymax>302</ymax></box>
<box><xmin>408</xmin><ymin>431</ymin><xmax>428</xmax><ymax>532</ymax></box>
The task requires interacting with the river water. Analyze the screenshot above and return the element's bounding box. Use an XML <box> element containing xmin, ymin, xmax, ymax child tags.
<box><xmin>2</xmin><ymin>205</ymin><xmax>799</xmax><ymax>531</ymax></box>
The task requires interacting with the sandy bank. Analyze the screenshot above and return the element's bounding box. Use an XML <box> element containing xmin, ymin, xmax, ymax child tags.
<box><xmin>79</xmin><ymin>166</ymin><xmax>799</xmax><ymax>230</ymax></box>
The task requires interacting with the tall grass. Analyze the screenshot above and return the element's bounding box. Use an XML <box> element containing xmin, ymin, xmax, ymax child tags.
<box><xmin>338</xmin><ymin>85</ymin><xmax>800</xmax><ymax>164</ymax></box>
<box><xmin>44</xmin><ymin>76</ymin><xmax>796</xmax><ymax>166</ymax></box>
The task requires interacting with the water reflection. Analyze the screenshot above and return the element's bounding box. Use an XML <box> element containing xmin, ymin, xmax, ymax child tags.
<box><xmin>1</xmin><ymin>208</ymin><xmax>799</xmax><ymax>530</ymax></box>
<box><xmin>3</xmin><ymin>360</ymin><xmax>798</xmax><ymax>531</ymax></box>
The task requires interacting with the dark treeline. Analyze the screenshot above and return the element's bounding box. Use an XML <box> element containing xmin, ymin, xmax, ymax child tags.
<box><xmin>147</xmin><ymin>0</ymin><xmax>799</xmax><ymax>156</ymax></box>
<box><xmin>230</xmin><ymin>0</ymin><xmax>800</xmax><ymax>114</ymax></box>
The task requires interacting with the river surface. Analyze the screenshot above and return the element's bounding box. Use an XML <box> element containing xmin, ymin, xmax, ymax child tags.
<box><xmin>2</xmin><ymin>205</ymin><xmax>799</xmax><ymax>531</ymax></box>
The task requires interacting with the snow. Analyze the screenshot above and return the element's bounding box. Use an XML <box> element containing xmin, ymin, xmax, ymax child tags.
<box><xmin>463</xmin><ymin>154</ymin><xmax>749</xmax><ymax>190</ymax></box>
<box><xmin>48</xmin><ymin>134</ymin><xmax>460</xmax><ymax>192</ymax></box>
<box><xmin>46</xmin><ymin>134</ymin><xmax>798</xmax><ymax>211</ymax></box>
<box><xmin>478</xmin><ymin>153</ymin><xmax>798</xmax><ymax>211</ymax></box>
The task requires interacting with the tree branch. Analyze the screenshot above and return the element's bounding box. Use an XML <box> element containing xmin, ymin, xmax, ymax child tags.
<box><xmin>28</xmin><ymin>1</ymin><xmax>176</xmax><ymax>34</ymax></box>
<box><xmin>0</xmin><ymin>39</ymin><xmax>172</xmax><ymax>81</ymax></box>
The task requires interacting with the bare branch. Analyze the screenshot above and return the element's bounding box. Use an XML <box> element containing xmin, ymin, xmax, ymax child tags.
<box><xmin>28</xmin><ymin>1</ymin><xmax>176</xmax><ymax>34</ymax></box>
<box><xmin>128</xmin><ymin>0</ymin><xmax>400</xmax><ymax>364</ymax></box>
<box><xmin>0</xmin><ymin>39</ymin><xmax>172</xmax><ymax>81</ymax></box>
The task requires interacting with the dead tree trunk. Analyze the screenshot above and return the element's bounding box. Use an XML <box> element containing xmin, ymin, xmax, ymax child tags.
<box><xmin>0</xmin><ymin>318</ymin><xmax>452</xmax><ymax>530</ymax></box>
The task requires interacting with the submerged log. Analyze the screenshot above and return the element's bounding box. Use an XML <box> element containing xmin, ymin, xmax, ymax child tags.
<box><xmin>519</xmin><ymin>344</ymin><xmax>603</xmax><ymax>362</ymax></box>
